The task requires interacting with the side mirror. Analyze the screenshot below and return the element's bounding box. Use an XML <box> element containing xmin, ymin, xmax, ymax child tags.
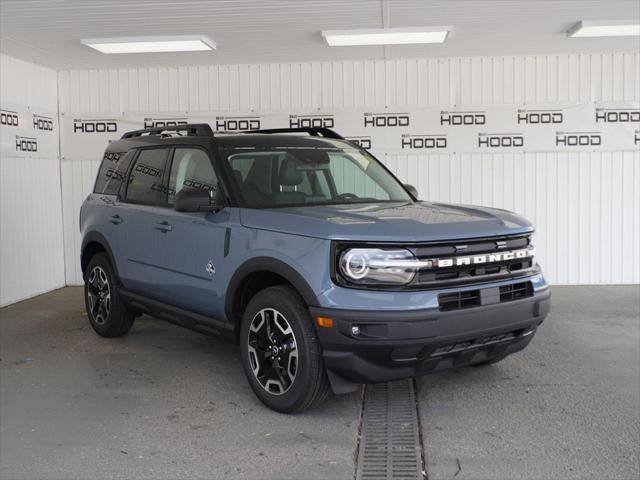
<box><xmin>404</xmin><ymin>184</ymin><xmax>419</xmax><ymax>199</ymax></box>
<box><xmin>174</xmin><ymin>188</ymin><xmax>220</xmax><ymax>213</ymax></box>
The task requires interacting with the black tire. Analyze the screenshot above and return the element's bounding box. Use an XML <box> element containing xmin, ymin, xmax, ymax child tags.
<box><xmin>84</xmin><ymin>253</ymin><xmax>135</xmax><ymax>338</ymax></box>
<box><xmin>239</xmin><ymin>286</ymin><xmax>330</xmax><ymax>413</ymax></box>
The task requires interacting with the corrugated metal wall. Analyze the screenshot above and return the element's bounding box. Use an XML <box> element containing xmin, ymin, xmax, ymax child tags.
<box><xmin>385</xmin><ymin>151</ymin><xmax>639</xmax><ymax>285</ymax></box>
<box><xmin>58</xmin><ymin>53</ymin><xmax>640</xmax><ymax>285</ymax></box>
<box><xmin>0</xmin><ymin>54</ymin><xmax>65</xmax><ymax>306</ymax></box>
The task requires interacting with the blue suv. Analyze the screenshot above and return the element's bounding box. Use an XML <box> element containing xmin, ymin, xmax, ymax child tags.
<box><xmin>80</xmin><ymin>124</ymin><xmax>550</xmax><ymax>413</ymax></box>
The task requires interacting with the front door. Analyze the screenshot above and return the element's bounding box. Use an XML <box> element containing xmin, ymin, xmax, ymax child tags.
<box><xmin>152</xmin><ymin>147</ymin><xmax>229</xmax><ymax>319</ymax></box>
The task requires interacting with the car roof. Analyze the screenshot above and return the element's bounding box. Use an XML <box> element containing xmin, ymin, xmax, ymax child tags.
<box><xmin>104</xmin><ymin>131</ymin><xmax>356</xmax><ymax>153</ymax></box>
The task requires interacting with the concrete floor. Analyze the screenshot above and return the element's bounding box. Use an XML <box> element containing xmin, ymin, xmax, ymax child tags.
<box><xmin>418</xmin><ymin>286</ymin><xmax>640</xmax><ymax>480</ymax></box>
<box><xmin>1</xmin><ymin>286</ymin><xmax>638</xmax><ymax>480</ymax></box>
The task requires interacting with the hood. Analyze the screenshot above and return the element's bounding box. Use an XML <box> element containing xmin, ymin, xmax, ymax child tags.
<box><xmin>239</xmin><ymin>201</ymin><xmax>533</xmax><ymax>242</ymax></box>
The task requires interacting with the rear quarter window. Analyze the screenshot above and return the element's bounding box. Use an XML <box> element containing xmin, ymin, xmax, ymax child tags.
<box><xmin>94</xmin><ymin>151</ymin><xmax>133</xmax><ymax>196</ymax></box>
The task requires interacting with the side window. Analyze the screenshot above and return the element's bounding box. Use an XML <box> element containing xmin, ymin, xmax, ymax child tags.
<box><xmin>167</xmin><ymin>148</ymin><xmax>219</xmax><ymax>205</ymax></box>
<box><xmin>105</xmin><ymin>151</ymin><xmax>134</xmax><ymax>195</ymax></box>
<box><xmin>328</xmin><ymin>153</ymin><xmax>389</xmax><ymax>200</ymax></box>
<box><xmin>125</xmin><ymin>148</ymin><xmax>169</xmax><ymax>205</ymax></box>
<box><xmin>94</xmin><ymin>151</ymin><xmax>131</xmax><ymax>195</ymax></box>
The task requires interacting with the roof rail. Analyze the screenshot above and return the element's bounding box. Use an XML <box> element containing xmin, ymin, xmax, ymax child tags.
<box><xmin>121</xmin><ymin>123</ymin><xmax>214</xmax><ymax>139</ymax></box>
<box><xmin>245</xmin><ymin>127</ymin><xmax>344</xmax><ymax>139</ymax></box>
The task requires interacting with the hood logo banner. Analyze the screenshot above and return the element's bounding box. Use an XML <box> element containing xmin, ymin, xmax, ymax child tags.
<box><xmin>215</xmin><ymin>116</ymin><xmax>260</xmax><ymax>131</ymax></box>
<box><xmin>402</xmin><ymin>134</ymin><xmax>447</xmax><ymax>150</ymax></box>
<box><xmin>364</xmin><ymin>112</ymin><xmax>410</xmax><ymax>128</ymax></box>
<box><xmin>517</xmin><ymin>109</ymin><xmax>563</xmax><ymax>125</ymax></box>
<box><xmin>478</xmin><ymin>133</ymin><xmax>524</xmax><ymax>148</ymax></box>
<box><xmin>57</xmin><ymin>102</ymin><xmax>639</xmax><ymax>161</ymax></box>
<box><xmin>73</xmin><ymin>118</ymin><xmax>118</xmax><ymax>133</ymax></box>
<box><xmin>595</xmin><ymin>108</ymin><xmax>639</xmax><ymax>123</ymax></box>
<box><xmin>555</xmin><ymin>131</ymin><xmax>601</xmax><ymax>146</ymax></box>
<box><xmin>441</xmin><ymin>111</ymin><xmax>486</xmax><ymax>126</ymax></box>
<box><xmin>289</xmin><ymin>114</ymin><xmax>334</xmax><ymax>128</ymax></box>
<box><xmin>15</xmin><ymin>135</ymin><xmax>38</xmax><ymax>152</ymax></box>
<box><xmin>345</xmin><ymin>136</ymin><xmax>372</xmax><ymax>149</ymax></box>
<box><xmin>1</xmin><ymin>109</ymin><xmax>19</xmax><ymax>127</ymax></box>
<box><xmin>144</xmin><ymin>117</ymin><xmax>188</xmax><ymax>129</ymax></box>
<box><xmin>0</xmin><ymin>104</ymin><xmax>57</xmax><ymax>158</ymax></box>
<box><xmin>33</xmin><ymin>114</ymin><xmax>54</xmax><ymax>131</ymax></box>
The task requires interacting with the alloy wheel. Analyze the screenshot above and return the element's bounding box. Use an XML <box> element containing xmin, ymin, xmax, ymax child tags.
<box><xmin>87</xmin><ymin>266</ymin><xmax>111</xmax><ymax>325</ymax></box>
<box><xmin>247</xmin><ymin>308</ymin><xmax>299</xmax><ymax>395</ymax></box>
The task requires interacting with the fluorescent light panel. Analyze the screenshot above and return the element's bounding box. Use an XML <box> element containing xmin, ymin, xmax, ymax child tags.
<box><xmin>567</xmin><ymin>21</ymin><xmax>640</xmax><ymax>37</ymax></box>
<box><xmin>322</xmin><ymin>27</ymin><xmax>450</xmax><ymax>46</ymax></box>
<box><xmin>81</xmin><ymin>35</ymin><xmax>216</xmax><ymax>54</ymax></box>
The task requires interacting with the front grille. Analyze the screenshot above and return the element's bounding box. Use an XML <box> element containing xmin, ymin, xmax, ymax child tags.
<box><xmin>438</xmin><ymin>281</ymin><xmax>534</xmax><ymax>311</ymax></box>
<box><xmin>411</xmin><ymin>234</ymin><xmax>535</xmax><ymax>289</ymax></box>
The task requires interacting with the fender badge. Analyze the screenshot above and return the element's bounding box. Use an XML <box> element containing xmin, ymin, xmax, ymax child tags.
<box><xmin>205</xmin><ymin>261</ymin><xmax>215</xmax><ymax>276</ymax></box>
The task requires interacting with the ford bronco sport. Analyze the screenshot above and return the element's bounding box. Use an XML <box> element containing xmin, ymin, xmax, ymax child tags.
<box><xmin>80</xmin><ymin>124</ymin><xmax>550</xmax><ymax>413</ymax></box>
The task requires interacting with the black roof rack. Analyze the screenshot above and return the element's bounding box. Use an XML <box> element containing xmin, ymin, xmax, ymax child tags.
<box><xmin>244</xmin><ymin>127</ymin><xmax>345</xmax><ymax>139</ymax></box>
<box><xmin>121</xmin><ymin>123</ymin><xmax>214</xmax><ymax>139</ymax></box>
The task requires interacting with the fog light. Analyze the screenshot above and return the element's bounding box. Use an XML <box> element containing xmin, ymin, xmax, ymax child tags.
<box><xmin>351</xmin><ymin>325</ymin><xmax>361</xmax><ymax>336</ymax></box>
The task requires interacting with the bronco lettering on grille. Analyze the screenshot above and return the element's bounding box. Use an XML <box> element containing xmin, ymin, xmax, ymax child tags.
<box><xmin>433</xmin><ymin>248</ymin><xmax>535</xmax><ymax>268</ymax></box>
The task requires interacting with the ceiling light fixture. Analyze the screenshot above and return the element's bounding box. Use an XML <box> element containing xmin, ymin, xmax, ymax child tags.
<box><xmin>567</xmin><ymin>20</ymin><xmax>640</xmax><ymax>38</ymax></box>
<box><xmin>322</xmin><ymin>27</ymin><xmax>450</xmax><ymax>46</ymax></box>
<box><xmin>81</xmin><ymin>35</ymin><xmax>216</xmax><ymax>54</ymax></box>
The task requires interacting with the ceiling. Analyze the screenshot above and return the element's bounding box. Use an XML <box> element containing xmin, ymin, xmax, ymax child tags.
<box><xmin>1</xmin><ymin>0</ymin><xmax>639</xmax><ymax>70</ymax></box>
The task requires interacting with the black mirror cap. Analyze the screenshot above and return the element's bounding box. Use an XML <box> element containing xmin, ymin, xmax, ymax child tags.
<box><xmin>404</xmin><ymin>184</ymin><xmax>419</xmax><ymax>199</ymax></box>
<box><xmin>174</xmin><ymin>188</ymin><xmax>219</xmax><ymax>212</ymax></box>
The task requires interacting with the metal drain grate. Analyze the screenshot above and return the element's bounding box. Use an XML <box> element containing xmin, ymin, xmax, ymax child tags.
<box><xmin>356</xmin><ymin>380</ymin><xmax>423</xmax><ymax>480</ymax></box>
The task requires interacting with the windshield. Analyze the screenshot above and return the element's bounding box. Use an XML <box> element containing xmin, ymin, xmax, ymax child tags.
<box><xmin>224</xmin><ymin>147</ymin><xmax>412</xmax><ymax>208</ymax></box>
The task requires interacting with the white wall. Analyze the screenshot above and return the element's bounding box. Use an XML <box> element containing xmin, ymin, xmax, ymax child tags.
<box><xmin>0</xmin><ymin>54</ymin><xmax>65</xmax><ymax>306</ymax></box>
<box><xmin>57</xmin><ymin>53</ymin><xmax>640</xmax><ymax>286</ymax></box>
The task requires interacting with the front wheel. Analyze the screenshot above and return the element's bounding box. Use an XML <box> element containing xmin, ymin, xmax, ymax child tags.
<box><xmin>239</xmin><ymin>286</ymin><xmax>330</xmax><ymax>413</ymax></box>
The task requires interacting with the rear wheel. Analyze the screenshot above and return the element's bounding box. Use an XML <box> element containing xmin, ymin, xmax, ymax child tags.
<box><xmin>84</xmin><ymin>253</ymin><xmax>134</xmax><ymax>337</ymax></box>
<box><xmin>240</xmin><ymin>286</ymin><xmax>330</xmax><ymax>413</ymax></box>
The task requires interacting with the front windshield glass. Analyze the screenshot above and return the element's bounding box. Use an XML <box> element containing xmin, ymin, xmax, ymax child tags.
<box><xmin>224</xmin><ymin>147</ymin><xmax>412</xmax><ymax>208</ymax></box>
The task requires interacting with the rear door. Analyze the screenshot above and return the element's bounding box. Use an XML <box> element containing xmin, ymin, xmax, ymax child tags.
<box><xmin>117</xmin><ymin>147</ymin><xmax>171</xmax><ymax>297</ymax></box>
<box><xmin>90</xmin><ymin>150</ymin><xmax>135</xmax><ymax>279</ymax></box>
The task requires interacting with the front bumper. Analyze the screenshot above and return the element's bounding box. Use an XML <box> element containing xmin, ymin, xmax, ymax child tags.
<box><xmin>310</xmin><ymin>286</ymin><xmax>550</xmax><ymax>385</ymax></box>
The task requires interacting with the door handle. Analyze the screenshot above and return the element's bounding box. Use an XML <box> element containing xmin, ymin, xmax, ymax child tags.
<box><xmin>154</xmin><ymin>221</ymin><xmax>173</xmax><ymax>233</ymax></box>
<box><xmin>108</xmin><ymin>214</ymin><xmax>123</xmax><ymax>225</ymax></box>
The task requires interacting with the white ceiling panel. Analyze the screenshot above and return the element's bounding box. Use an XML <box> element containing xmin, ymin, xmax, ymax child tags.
<box><xmin>0</xmin><ymin>0</ymin><xmax>638</xmax><ymax>69</ymax></box>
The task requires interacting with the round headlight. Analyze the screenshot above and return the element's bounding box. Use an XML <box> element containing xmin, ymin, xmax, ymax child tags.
<box><xmin>339</xmin><ymin>248</ymin><xmax>418</xmax><ymax>286</ymax></box>
<box><xmin>342</xmin><ymin>250</ymin><xmax>370</xmax><ymax>280</ymax></box>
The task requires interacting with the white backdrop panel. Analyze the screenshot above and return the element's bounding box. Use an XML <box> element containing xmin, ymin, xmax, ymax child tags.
<box><xmin>58</xmin><ymin>53</ymin><xmax>640</xmax><ymax>285</ymax></box>
<box><xmin>0</xmin><ymin>54</ymin><xmax>64</xmax><ymax>306</ymax></box>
